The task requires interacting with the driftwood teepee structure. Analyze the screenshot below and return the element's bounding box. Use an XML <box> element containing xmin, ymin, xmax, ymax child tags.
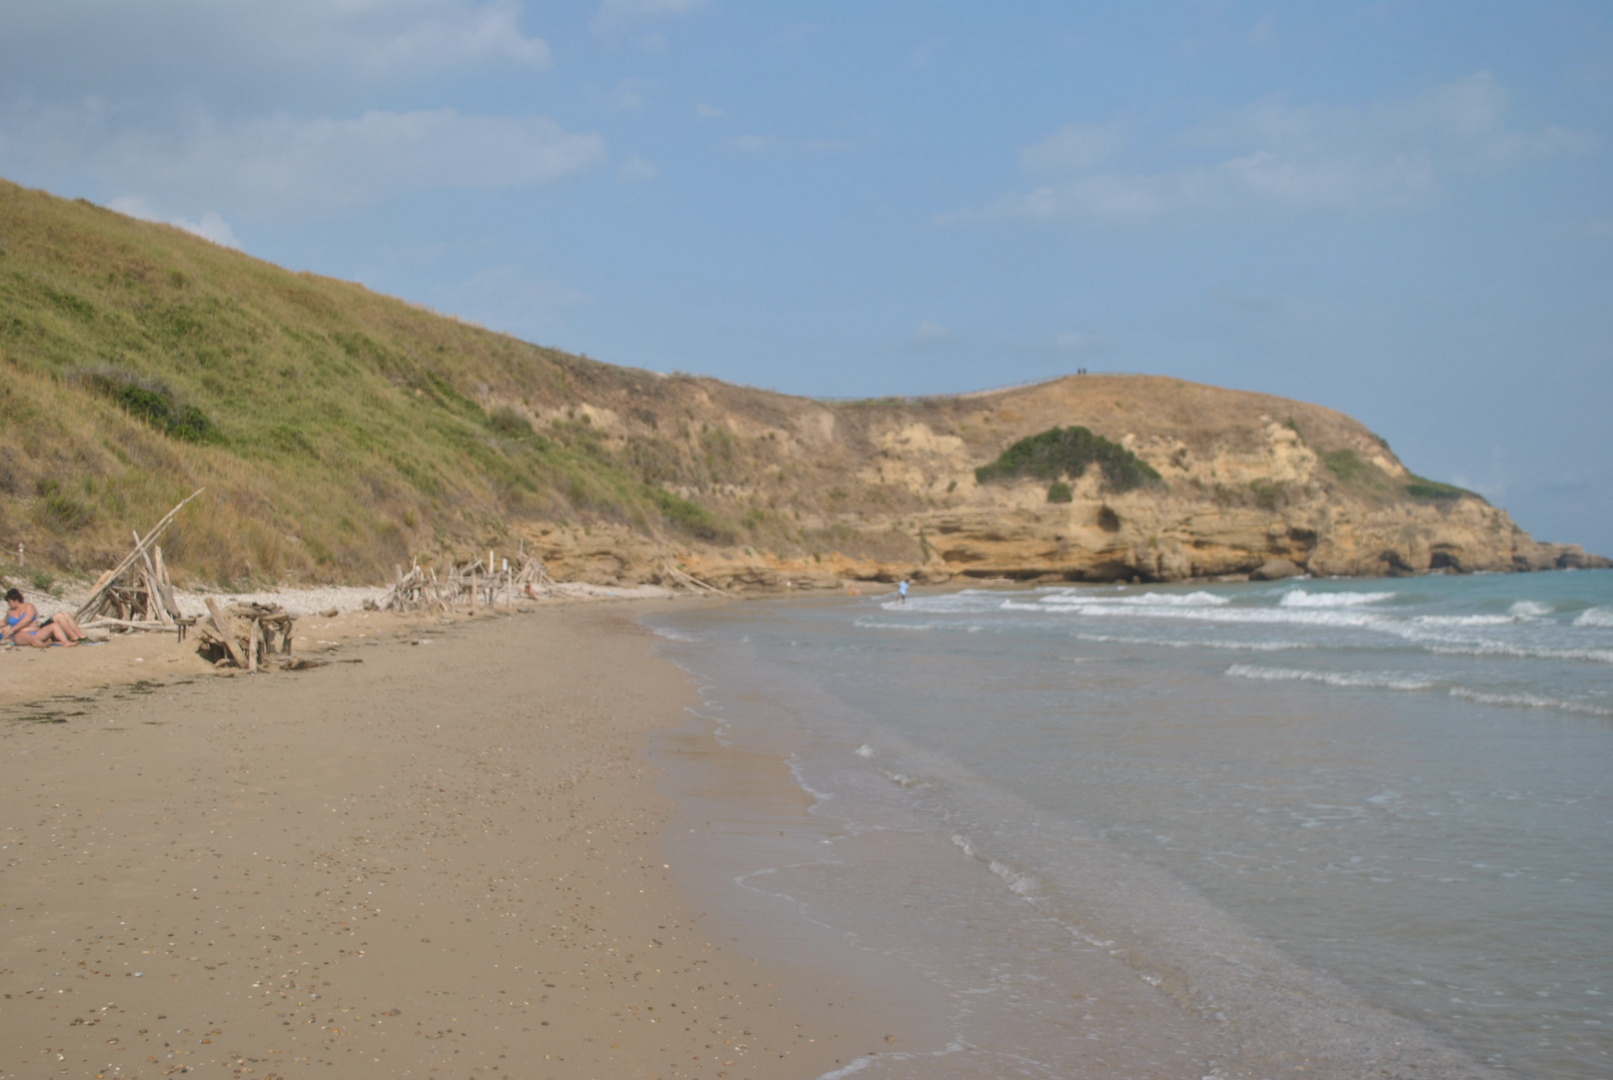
<box><xmin>74</xmin><ymin>488</ymin><xmax>204</xmax><ymax>629</ymax></box>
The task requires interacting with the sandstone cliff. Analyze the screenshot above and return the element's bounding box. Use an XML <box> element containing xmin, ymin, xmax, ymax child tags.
<box><xmin>489</xmin><ymin>372</ymin><xmax>1605</xmax><ymax>590</ymax></box>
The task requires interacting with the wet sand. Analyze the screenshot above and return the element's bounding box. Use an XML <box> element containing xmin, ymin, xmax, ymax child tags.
<box><xmin>0</xmin><ymin>603</ymin><xmax>902</xmax><ymax>1079</ymax></box>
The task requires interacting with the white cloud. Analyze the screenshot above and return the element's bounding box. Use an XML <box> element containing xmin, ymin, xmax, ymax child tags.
<box><xmin>591</xmin><ymin>0</ymin><xmax>708</xmax><ymax>37</ymax></box>
<box><xmin>428</xmin><ymin>264</ymin><xmax>593</xmax><ymax>337</ymax></box>
<box><xmin>695</xmin><ymin>103</ymin><xmax>726</xmax><ymax>120</ymax></box>
<box><xmin>910</xmin><ymin>321</ymin><xmax>952</xmax><ymax>345</ymax></box>
<box><xmin>1053</xmin><ymin>331</ymin><xmax>1105</xmax><ymax>353</ymax></box>
<box><xmin>729</xmin><ymin>133</ymin><xmax>861</xmax><ymax>157</ymax></box>
<box><xmin>332</xmin><ymin>0</ymin><xmax>551</xmax><ymax>76</ymax></box>
<box><xmin>943</xmin><ymin>72</ymin><xmax>1593</xmax><ymax>226</ymax></box>
<box><xmin>1244</xmin><ymin>16</ymin><xmax>1278</xmax><ymax>49</ymax></box>
<box><xmin>8</xmin><ymin>104</ymin><xmax>606</xmax><ymax>215</ymax></box>
<box><xmin>615</xmin><ymin>80</ymin><xmax>647</xmax><ymax>110</ymax></box>
<box><xmin>619</xmin><ymin>156</ymin><xmax>660</xmax><ymax>182</ymax></box>
<box><xmin>1020</xmin><ymin>122</ymin><xmax>1126</xmax><ymax>177</ymax></box>
<box><xmin>108</xmin><ymin>195</ymin><xmax>241</xmax><ymax>248</ymax></box>
<box><xmin>1</xmin><ymin>1</ymin><xmax>551</xmax><ymax>98</ymax></box>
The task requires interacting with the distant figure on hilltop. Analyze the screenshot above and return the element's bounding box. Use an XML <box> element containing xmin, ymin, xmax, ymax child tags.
<box><xmin>3</xmin><ymin>588</ymin><xmax>87</xmax><ymax>648</ymax></box>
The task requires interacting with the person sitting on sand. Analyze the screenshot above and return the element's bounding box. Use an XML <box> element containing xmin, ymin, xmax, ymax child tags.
<box><xmin>2</xmin><ymin>588</ymin><xmax>87</xmax><ymax>648</ymax></box>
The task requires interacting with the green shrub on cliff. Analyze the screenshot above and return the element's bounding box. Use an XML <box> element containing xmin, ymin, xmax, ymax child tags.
<box><xmin>70</xmin><ymin>366</ymin><xmax>220</xmax><ymax>444</ymax></box>
<box><xmin>1405</xmin><ymin>475</ymin><xmax>1483</xmax><ymax>502</ymax></box>
<box><xmin>976</xmin><ymin>426</ymin><xmax>1161</xmax><ymax>493</ymax></box>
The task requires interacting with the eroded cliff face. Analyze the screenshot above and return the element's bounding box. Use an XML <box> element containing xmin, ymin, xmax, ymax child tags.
<box><xmin>501</xmin><ymin>373</ymin><xmax>1603</xmax><ymax>589</ymax></box>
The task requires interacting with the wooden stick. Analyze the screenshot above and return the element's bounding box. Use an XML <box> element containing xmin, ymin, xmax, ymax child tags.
<box><xmin>152</xmin><ymin>546</ymin><xmax>180</xmax><ymax>620</ymax></box>
<box><xmin>75</xmin><ymin>489</ymin><xmax>205</xmax><ymax>621</ymax></box>
<box><xmin>204</xmin><ymin>596</ymin><xmax>248</xmax><ymax>669</ymax></box>
<box><xmin>83</xmin><ymin>617</ymin><xmax>173</xmax><ymax>630</ymax></box>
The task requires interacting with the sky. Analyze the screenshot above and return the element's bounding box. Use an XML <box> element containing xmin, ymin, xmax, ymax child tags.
<box><xmin>2</xmin><ymin>1</ymin><xmax>1610</xmax><ymax>553</ymax></box>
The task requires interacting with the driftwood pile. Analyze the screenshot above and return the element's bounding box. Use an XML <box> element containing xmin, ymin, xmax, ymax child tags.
<box><xmin>376</xmin><ymin>551</ymin><xmax>728</xmax><ymax>611</ymax></box>
<box><xmin>75</xmin><ymin>489</ymin><xmax>203</xmax><ymax>634</ymax></box>
<box><xmin>377</xmin><ymin>552</ymin><xmax>553</xmax><ymax>614</ymax></box>
<box><xmin>659</xmin><ymin>560</ymin><xmax>731</xmax><ymax>596</ymax></box>
<box><xmin>194</xmin><ymin>597</ymin><xmax>301</xmax><ymax>672</ymax></box>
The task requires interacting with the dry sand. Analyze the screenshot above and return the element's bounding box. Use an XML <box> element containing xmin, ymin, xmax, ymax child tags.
<box><xmin>0</xmin><ymin>601</ymin><xmax>904</xmax><ymax>1079</ymax></box>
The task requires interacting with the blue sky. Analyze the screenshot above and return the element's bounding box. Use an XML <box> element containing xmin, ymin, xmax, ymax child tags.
<box><xmin>3</xmin><ymin>1</ymin><xmax>1610</xmax><ymax>553</ymax></box>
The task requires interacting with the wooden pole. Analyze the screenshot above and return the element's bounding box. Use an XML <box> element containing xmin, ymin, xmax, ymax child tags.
<box><xmin>204</xmin><ymin>597</ymin><xmax>248</xmax><ymax>669</ymax></box>
<box><xmin>75</xmin><ymin>489</ymin><xmax>204</xmax><ymax>621</ymax></box>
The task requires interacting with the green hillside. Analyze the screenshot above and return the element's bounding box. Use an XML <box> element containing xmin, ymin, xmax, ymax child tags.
<box><xmin>0</xmin><ymin>179</ymin><xmax>720</xmax><ymax>586</ymax></box>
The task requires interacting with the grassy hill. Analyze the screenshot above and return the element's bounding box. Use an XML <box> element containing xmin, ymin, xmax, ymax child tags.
<box><xmin>2</xmin><ymin>177</ymin><xmax>1588</xmax><ymax>589</ymax></box>
<box><xmin>1</xmin><ymin>178</ymin><xmax>747</xmax><ymax>586</ymax></box>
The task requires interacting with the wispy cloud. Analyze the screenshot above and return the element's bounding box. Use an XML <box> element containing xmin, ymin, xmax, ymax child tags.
<box><xmin>942</xmin><ymin>72</ymin><xmax>1594</xmax><ymax>226</ymax></box>
<box><xmin>909</xmin><ymin>321</ymin><xmax>952</xmax><ymax>346</ymax></box>
<box><xmin>729</xmin><ymin>133</ymin><xmax>862</xmax><ymax>157</ymax></box>
<box><xmin>333</xmin><ymin>0</ymin><xmax>551</xmax><ymax>76</ymax></box>
<box><xmin>1</xmin><ymin>1</ymin><xmax>551</xmax><ymax>99</ymax></box>
<box><xmin>1019</xmin><ymin>122</ymin><xmax>1127</xmax><ymax>178</ymax></box>
<box><xmin>695</xmin><ymin>103</ymin><xmax>725</xmax><ymax>120</ymax></box>
<box><xmin>615</xmin><ymin>79</ymin><xmax>647</xmax><ymax>110</ymax></box>
<box><xmin>7</xmin><ymin>103</ymin><xmax>606</xmax><ymax>215</ymax></box>
<box><xmin>108</xmin><ymin>195</ymin><xmax>241</xmax><ymax>248</ymax></box>
<box><xmin>619</xmin><ymin>155</ymin><xmax>660</xmax><ymax>182</ymax></box>
<box><xmin>428</xmin><ymin>264</ymin><xmax>593</xmax><ymax>338</ymax></box>
<box><xmin>591</xmin><ymin>0</ymin><xmax>709</xmax><ymax>38</ymax></box>
<box><xmin>1052</xmin><ymin>330</ymin><xmax>1106</xmax><ymax>353</ymax></box>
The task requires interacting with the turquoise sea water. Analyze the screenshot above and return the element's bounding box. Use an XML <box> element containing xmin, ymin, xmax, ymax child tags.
<box><xmin>647</xmin><ymin>570</ymin><xmax>1613</xmax><ymax>1079</ymax></box>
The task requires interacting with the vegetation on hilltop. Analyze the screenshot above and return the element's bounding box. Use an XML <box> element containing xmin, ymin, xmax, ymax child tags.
<box><xmin>975</xmin><ymin>426</ymin><xmax>1162</xmax><ymax>493</ymax></box>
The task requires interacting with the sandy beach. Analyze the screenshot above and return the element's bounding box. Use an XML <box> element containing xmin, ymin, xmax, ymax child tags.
<box><xmin>0</xmin><ymin>601</ymin><xmax>903</xmax><ymax>1079</ymax></box>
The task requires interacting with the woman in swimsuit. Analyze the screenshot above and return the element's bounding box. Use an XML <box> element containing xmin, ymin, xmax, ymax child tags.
<box><xmin>3</xmin><ymin>588</ymin><xmax>86</xmax><ymax>647</ymax></box>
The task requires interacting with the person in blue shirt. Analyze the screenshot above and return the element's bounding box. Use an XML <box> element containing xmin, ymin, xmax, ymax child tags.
<box><xmin>898</xmin><ymin>580</ymin><xmax>909</xmax><ymax>603</ymax></box>
<box><xmin>3</xmin><ymin>589</ymin><xmax>87</xmax><ymax>647</ymax></box>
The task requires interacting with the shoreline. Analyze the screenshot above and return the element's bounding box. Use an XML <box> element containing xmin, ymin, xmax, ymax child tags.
<box><xmin>0</xmin><ymin>601</ymin><xmax>908</xmax><ymax>1079</ymax></box>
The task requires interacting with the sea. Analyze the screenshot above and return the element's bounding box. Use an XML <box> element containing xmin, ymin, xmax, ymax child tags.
<box><xmin>644</xmin><ymin>570</ymin><xmax>1612</xmax><ymax>1080</ymax></box>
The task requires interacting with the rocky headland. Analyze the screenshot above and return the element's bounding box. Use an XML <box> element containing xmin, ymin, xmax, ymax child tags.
<box><xmin>0</xmin><ymin>177</ymin><xmax>1602</xmax><ymax>592</ymax></box>
<box><xmin>498</xmin><ymin>371</ymin><xmax>1606</xmax><ymax>591</ymax></box>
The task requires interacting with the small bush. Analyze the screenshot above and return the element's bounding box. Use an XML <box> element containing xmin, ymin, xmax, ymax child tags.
<box><xmin>976</xmin><ymin>426</ymin><xmax>1161</xmax><ymax>493</ymax></box>
<box><xmin>488</xmin><ymin>406</ymin><xmax>534</xmax><ymax>439</ymax></box>
<box><xmin>1405</xmin><ymin>475</ymin><xmax>1481</xmax><ymax>502</ymax></box>
<box><xmin>1321</xmin><ymin>448</ymin><xmax>1367</xmax><ymax>482</ymax></box>
<box><xmin>70</xmin><ymin>366</ymin><xmax>220</xmax><ymax>443</ymax></box>
<box><xmin>33</xmin><ymin>478</ymin><xmax>93</xmax><ymax>531</ymax></box>
<box><xmin>1047</xmin><ymin>480</ymin><xmax>1073</xmax><ymax>503</ymax></box>
<box><xmin>652</xmin><ymin>488</ymin><xmax>735</xmax><ymax>543</ymax></box>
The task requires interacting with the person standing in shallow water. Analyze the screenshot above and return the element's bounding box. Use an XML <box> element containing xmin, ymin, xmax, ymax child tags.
<box><xmin>898</xmin><ymin>580</ymin><xmax>909</xmax><ymax>603</ymax></box>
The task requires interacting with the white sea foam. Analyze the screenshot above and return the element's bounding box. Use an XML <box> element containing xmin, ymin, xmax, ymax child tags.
<box><xmin>1427</xmin><ymin>642</ymin><xmax>1613</xmax><ymax>664</ymax></box>
<box><xmin>1076</xmin><ymin>632</ymin><xmax>1312</xmax><ymax>652</ymax></box>
<box><xmin>1412</xmin><ymin>613</ymin><xmax>1525</xmax><ymax>627</ymax></box>
<box><xmin>1060</xmin><ymin>602</ymin><xmax>1386</xmax><ymax>630</ymax></box>
<box><xmin>1574</xmin><ymin>606</ymin><xmax>1613</xmax><ymax>628</ymax></box>
<box><xmin>1279</xmin><ymin>589</ymin><xmax>1395</xmax><ymax>608</ymax></box>
<box><xmin>1509</xmin><ymin>600</ymin><xmax>1554</xmax><ymax>618</ymax></box>
<box><xmin>1448</xmin><ymin>688</ymin><xmax>1613</xmax><ymax>719</ymax></box>
<box><xmin>1074</xmin><ymin>590</ymin><xmax>1230</xmax><ymax>607</ymax></box>
<box><xmin>1226</xmin><ymin>663</ymin><xmax>1437</xmax><ymax>691</ymax></box>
